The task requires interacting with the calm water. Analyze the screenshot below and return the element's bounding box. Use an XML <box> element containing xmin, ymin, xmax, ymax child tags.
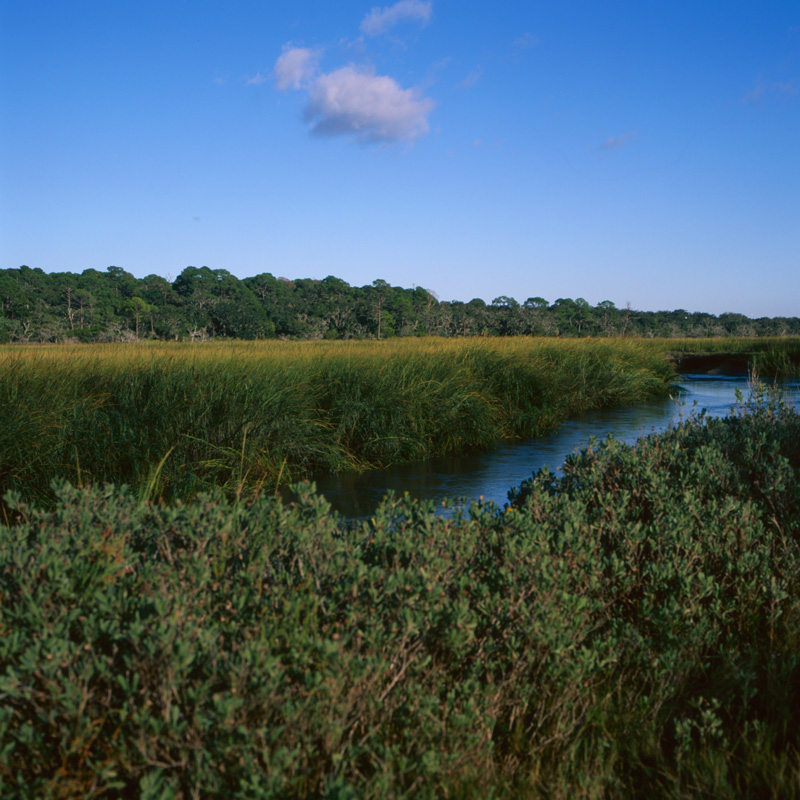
<box><xmin>306</xmin><ymin>375</ymin><xmax>800</xmax><ymax>518</ymax></box>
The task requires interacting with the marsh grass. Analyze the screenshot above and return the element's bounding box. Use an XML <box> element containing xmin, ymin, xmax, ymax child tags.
<box><xmin>0</xmin><ymin>338</ymin><xmax>676</xmax><ymax>506</ymax></box>
<box><xmin>665</xmin><ymin>335</ymin><xmax>800</xmax><ymax>354</ymax></box>
<box><xmin>666</xmin><ymin>336</ymin><xmax>800</xmax><ymax>377</ymax></box>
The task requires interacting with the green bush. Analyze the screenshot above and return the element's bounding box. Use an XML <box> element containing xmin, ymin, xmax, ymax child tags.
<box><xmin>1</xmin><ymin>390</ymin><xmax>799</xmax><ymax>798</ymax></box>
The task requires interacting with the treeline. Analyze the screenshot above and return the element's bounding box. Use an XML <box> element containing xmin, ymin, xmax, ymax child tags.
<box><xmin>2</xmin><ymin>264</ymin><xmax>798</xmax><ymax>343</ymax></box>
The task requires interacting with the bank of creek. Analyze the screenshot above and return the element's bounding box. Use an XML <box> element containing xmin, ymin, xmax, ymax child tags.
<box><xmin>308</xmin><ymin>367</ymin><xmax>800</xmax><ymax>518</ymax></box>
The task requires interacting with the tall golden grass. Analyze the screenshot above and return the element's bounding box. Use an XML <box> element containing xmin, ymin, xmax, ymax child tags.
<box><xmin>0</xmin><ymin>336</ymin><xmax>684</xmax><ymax>505</ymax></box>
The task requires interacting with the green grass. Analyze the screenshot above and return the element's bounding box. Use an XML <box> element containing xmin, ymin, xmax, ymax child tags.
<box><xmin>664</xmin><ymin>336</ymin><xmax>800</xmax><ymax>377</ymax></box>
<box><xmin>664</xmin><ymin>335</ymin><xmax>800</xmax><ymax>354</ymax></box>
<box><xmin>0</xmin><ymin>337</ymin><xmax>677</xmax><ymax>507</ymax></box>
<box><xmin>1</xmin><ymin>387</ymin><xmax>799</xmax><ymax>798</ymax></box>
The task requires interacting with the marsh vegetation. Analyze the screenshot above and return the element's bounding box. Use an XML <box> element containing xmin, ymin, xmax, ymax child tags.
<box><xmin>1</xmin><ymin>337</ymin><xmax>800</xmax><ymax>797</ymax></box>
<box><xmin>1</xmin><ymin>387</ymin><xmax>799</xmax><ymax>798</ymax></box>
<box><xmin>1</xmin><ymin>337</ymin><xmax>678</xmax><ymax>509</ymax></box>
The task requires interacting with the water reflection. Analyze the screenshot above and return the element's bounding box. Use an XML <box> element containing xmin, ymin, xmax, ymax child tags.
<box><xmin>306</xmin><ymin>375</ymin><xmax>800</xmax><ymax>518</ymax></box>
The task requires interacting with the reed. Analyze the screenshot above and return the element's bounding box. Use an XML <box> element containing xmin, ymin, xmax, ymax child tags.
<box><xmin>0</xmin><ymin>338</ymin><xmax>676</xmax><ymax>506</ymax></box>
<box><xmin>664</xmin><ymin>335</ymin><xmax>800</xmax><ymax>355</ymax></box>
<box><xmin>664</xmin><ymin>335</ymin><xmax>800</xmax><ymax>376</ymax></box>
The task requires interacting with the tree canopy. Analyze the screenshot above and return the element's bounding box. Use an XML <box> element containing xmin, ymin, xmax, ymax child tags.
<box><xmin>0</xmin><ymin>265</ymin><xmax>796</xmax><ymax>343</ymax></box>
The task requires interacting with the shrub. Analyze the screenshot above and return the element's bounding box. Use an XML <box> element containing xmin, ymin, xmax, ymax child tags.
<box><xmin>1</xmin><ymin>390</ymin><xmax>799</xmax><ymax>797</ymax></box>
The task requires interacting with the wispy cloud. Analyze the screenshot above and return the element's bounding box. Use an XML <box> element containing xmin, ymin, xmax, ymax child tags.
<box><xmin>743</xmin><ymin>84</ymin><xmax>766</xmax><ymax>104</ymax></box>
<box><xmin>360</xmin><ymin>0</ymin><xmax>432</xmax><ymax>37</ymax></box>
<box><xmin>513</xmin><ymin>33</ymin><xmax>540</xmax><ymax>52</ymax></box>
<box><xmin>274</xmin><ymin>46</ymin><xmax>320</xmax><ymax>90</ymax></box>
<box><xmin>742</xmin><ymin>79</ymin><xmax>799</xmax><ymax>104</ymax></box>
<box><xmin>471</xmin><ymin>138</ymin><xmax>507</xmax><ymax>149</ymax></box>
<box><xmin>275</xmin><ymin>47</ymin><xmax>434</xmax><ymax>144</ymax></box>
<box><xmin>244</xmin><ymin>72</ymin><xmax>270</xmax><ymax>86</ymax></box>
<box><xmin>457</xmin><ymin>67</ymin><xmax>482</xmax><ymax>89</ymax></box>
<box><xmin>600</xmin><ymin>130</ymin><xmax>637</xmax><ymax>150</ymax></box>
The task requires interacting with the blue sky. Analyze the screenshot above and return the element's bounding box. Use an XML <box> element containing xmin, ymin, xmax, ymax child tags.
<box><xmin>1</xmin><ymin>1</ymin><xmax>798</xmax><ymax>316</ymax></box>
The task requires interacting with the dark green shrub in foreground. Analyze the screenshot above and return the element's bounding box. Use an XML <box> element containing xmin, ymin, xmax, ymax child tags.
<box><xmin>1</xmin><ymin>390</ymin><xmax>799</xmax><ymax>798</ymax></box>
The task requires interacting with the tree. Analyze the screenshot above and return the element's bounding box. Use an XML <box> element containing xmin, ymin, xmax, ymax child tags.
<box><xmin>0</xmin><ymin>272</ymin><xmax>29</xmax><ymax>321</ymax></box>
<box><xmin>124</xmin><ymin>297</ymin><xmax>152</xmax><ymax>338</ymax></box>
<box><xmin>489</xmin><ymin>296</ymin><xmax>522</xmax><ymax>336</ymax></box>
<box><xmin>318</xmin><ymin>276</ymin><xmax>356</xmax><ymax>337</ymax></box>
<box><xmin>551</xmin><ymin>298</ymin><xmax>579</xmax><ymax>336</ymax></box>
<box><xmin>105</xmin><ymin>266</ymin><xmax>137</xmax><ymax>298</ymax></box>
<box><xmin>173</xmin><ymin>266</ymin><xmax>273</xmax><ymax>339</ymax></box>
<box><xmin>523</xmin><ymin>297</ymin><xmax>548</xmax><ymax>310</ymax></box>
<box><xmin>371</xmin><ymin>279</ymin><xmax>390</xmax><ymax>339</ymax></box>
<box><xmin>595</xmin><ymin>300</ymin><xmax>619</xmax><ymax>336</ymax></box>
<box><xmin>573</xmin><ymin>298</ymin><xmax>593</xmax><ymax>335</ymax></box>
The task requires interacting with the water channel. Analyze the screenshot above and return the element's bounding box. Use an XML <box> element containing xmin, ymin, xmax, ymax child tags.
<box><xmin>308</xmin><ymin>374</ymin><xmax>800</xmax><ymax>519</ymax></box>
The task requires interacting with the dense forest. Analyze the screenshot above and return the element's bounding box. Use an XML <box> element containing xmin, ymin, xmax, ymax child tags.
<box><xmin>2</xmin><ymin>264</ymin><xmax>798</xmax><ymax>343</ymax></box>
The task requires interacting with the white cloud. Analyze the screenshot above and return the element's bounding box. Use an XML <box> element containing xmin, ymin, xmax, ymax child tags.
<box><xmin>360</xmin><ymin>0</ymin><xmax>432</xmax><ymax>37</ymax></box>
<box><xmin>273</xmin><ymin>13</ymin><xmax>435</xmax><ymax>147</ymax></box>
<box><xmin>304</xmin><ymin>65</ymin><xmax>434</xmax><ymax>143</ymax></box>
<box><xmin>274</xmin><ymin>46</ymin><xmax>320</xmax><ymax>90</ymax></box>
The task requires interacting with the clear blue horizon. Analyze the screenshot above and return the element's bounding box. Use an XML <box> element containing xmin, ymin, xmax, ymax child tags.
<box><xmin>2</xmin><ymin>1</ymin><xmax>798</xmax><ymax>317</ymax></box>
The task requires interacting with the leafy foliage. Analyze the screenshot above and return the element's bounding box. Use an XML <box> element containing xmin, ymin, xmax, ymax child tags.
<box><xmin>1</xmin><ymin>391</ymin><xmax>799</xmax><ymax>797</ymax></box>
<box><xmin>3</xmin><ymin>265</ymin><xmax>800</xmax><ymax>343</ymax></box>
